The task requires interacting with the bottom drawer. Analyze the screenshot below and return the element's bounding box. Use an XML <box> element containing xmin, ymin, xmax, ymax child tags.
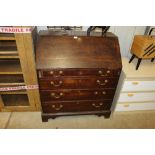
<box><xmin>41</xmin><ymin>100</ymin><xmax>112</xmax><ymax>113</ymax></box>
<box><xmin>115</xmin><ymin>102</ymin><xmax>155</xmax><ymax>111</ymax></box>
<box><xmin>118</xmin><ymin>92</ymin><xmax>155</xmax><ymax>103</ymax></box>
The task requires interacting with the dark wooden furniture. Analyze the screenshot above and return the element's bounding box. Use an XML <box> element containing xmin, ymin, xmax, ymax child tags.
<box><xmin>36</xmin><ymin>32</ymin><xmax>122</xmax><ymax>122</ymax></box>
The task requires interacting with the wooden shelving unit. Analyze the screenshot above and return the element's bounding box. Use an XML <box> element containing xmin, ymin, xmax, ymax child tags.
<box><xmin>0</xmin><ymin>26</ymin><xmax>41</xmax><ymax>112</ymax></box>
<box><xmin>0</xmin><ymin>33</ymin><xmax>15</xmax><ymax>40</ymax></box>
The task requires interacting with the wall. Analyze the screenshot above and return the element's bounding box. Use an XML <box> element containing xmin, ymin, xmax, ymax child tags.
<box><xmin>37</xmin><ymin>26</ymin><xmax>146</xmax><ymax>58</ymax></box>
<box><xmin>112</xmin><ymin>26</ymin><xmax>146</xmax><ymax>58</ymax></box>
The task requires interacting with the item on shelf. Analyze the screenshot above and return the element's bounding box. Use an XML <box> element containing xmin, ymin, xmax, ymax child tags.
<box><xmin>47</xmin><ymin>26</ymin><xmax>82</xmax><ymax>31</ymax></box>
<box><xmin>129</xmin><ymin>28</ymin><xmax>155</xmax><ymax>70</ymax></box>
<box><xmin>87</xmin><ymin>26</ymin><xmax>110</xmax><ymax>36</ymax></box>
<box><xmin>36</xmin><ymin>31</ymin><xmax>122</xmax><ymax>122</ymax></box>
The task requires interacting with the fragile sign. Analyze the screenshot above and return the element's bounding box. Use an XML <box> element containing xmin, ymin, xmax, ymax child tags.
<box><xmin>0</xmin><ymin>85</ymin><xmax>38</xmax><ymax>92</ymax></box>
<box><xmin>0</xmin><ymin>27</ymin><xmax>32</xmax><ymax>33</ymax></box>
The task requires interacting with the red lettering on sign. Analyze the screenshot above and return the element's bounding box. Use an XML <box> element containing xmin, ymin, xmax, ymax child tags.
<box><xmin>0</xmin><ymin>27</ymin><xmax>32</xmax><ymax>33</ymax></box>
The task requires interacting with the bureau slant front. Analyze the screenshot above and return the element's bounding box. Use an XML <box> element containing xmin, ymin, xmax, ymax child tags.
<box><xmin>36</xmin><ymin>34</ymin><xmax>122</xmax><ymax>122</ymax></box>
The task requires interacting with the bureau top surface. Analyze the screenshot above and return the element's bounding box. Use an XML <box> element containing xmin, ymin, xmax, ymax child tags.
<box><xmin>36</xmin><ymin>35</ymin><xmax>122</xmax><ymax>69</ymax></box>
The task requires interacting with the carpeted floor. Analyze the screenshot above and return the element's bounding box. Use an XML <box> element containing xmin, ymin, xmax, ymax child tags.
<box><xmin>1</xmin><ymin>111</ymin><xmax>155</xmax><ymax>129</ymax></box>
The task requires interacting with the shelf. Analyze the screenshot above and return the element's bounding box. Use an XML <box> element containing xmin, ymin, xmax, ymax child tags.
<box><xmin>0</xmin><ymin>59</ymin><xmax>22</xmax><ymax>74</ymax></box>
<box><xmin>1</xmin><ymin>94</ymin><xmax>29</xmax><ymax>106</ymax></box>
<box><xmin>0</xmin><ymin>52</ymin><xmax>19</xmax><ymax>58</ymax></box>
<box><xmin>0</xmin><ymin>40</ymin><xmax>16</xmax><ymax>47</ymax></box>
<box><xmin>0</xmin><ymin>33</ymin><xmax>15</xmax><ymax>40</ymax></box>
<box><xmin>0</xmin><ymin>91</ymin><xmax>27</xmax><ymax>95</ymax></box>
<box><xmin>0</xmin><ymin>54</ymin><xmax>19</xmax><ymax>59</ymax></box>
<box><xmin>0</xmin><ymin>75</ymin><xmax>25</xmax><ymax>91</ymax></box>
<box><xmin>0</xmin><ymin>74</ymin><xmax>24</xmax><ymax>84</ymax></box>
<box><xmin>0</xmin><ymin>41</ymin><xmax>18</xmax><ymax>59</ymax></box>
<box><xmin>0</xmin><ymin>75</ymin><xmax>25</xmax><ymax>94</ymax></box>
<box><xmin>0</xmin><ymin>55</ymin><xmax>19</xmax><ymax>59</ymax></box>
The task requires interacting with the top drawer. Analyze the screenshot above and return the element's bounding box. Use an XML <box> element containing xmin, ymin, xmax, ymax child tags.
<box><xmin>122</xmin><ymin>80</ymin><xmax>155</xmax><ymax>92</ymax></box>
<box><xmin>38</xmin><ymin>68</ymin><xmax>121</xmax><ymax>78</ymax></box>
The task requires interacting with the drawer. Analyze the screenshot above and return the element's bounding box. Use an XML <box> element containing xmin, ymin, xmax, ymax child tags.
<box><xmin>38</xmin><ymin>77</ymin><xmax>119</xmax><ymax>90</ymax></box>
<box><xmin>118</xmin><ymin>92</ymin><xmax>155</xmax><ymax>103</ymax></box>
<box><xmin>40</xmin><ymin>89</ymin><xmax>115</xmax><ymax>101</ymax></box>
<box><xmin>41</xmin><ymin>100</ymin><xmax>112</xmax><ymax>113</ymax></box>
<box><xmin>122</xmin><ymin>80</ymin><xmax>155</xmax><ymax>92</ymax></box>
<box><xmin>38</xmin><ymin>68</ymin><xmax>121</xmax><ymax>78</ymax></box>
<box><xmin>115</xmin><ymin>102</ymin><xmax>155</xmax><ymax>111</ymax></box>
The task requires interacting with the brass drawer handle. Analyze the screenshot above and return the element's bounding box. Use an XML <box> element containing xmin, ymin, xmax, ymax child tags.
<box><xmin>49</xmin><ymin>70</ymin><xmax>63</xmax><ymax>76</ymax></box>
<box><xmin>59</xmin><ymin>70</ymin><xmax>63</xmax><ymax>75</ymax></box>
<box><xmin>92</xmin><ymin>103</ymin><xmax>103</xmax><ymax>108</ymax></box>
<box><xmin>50</xmin><ymin>71</ymin><xmax>54</xmax><ymax>75</ymax></box>
<box><xmin>132</xmin><ymin>82</ymin><xmax>139</xmax><ymax>85</ymax></box>
<box><xmin>106</xmin><ymin>70</ymin><xmax>111</xmax><ymax>74</ymax></box>
<box><xmin>96</xmin><ymin>79</ymin><xmax>108</xmax><ymax>85</ymax></box>
<box><xmin>51</xmin><ymin>92</ymin><xmax>64</xmax><ymax>99</ymax></box>
<box><xmin>94</xmin><ymin>91</ymin><xmax>98</xmax><ymax>95</ymax></box>
<box><xmin>123</xmin><ymin>104</ymin><xmax>129</xmax><ymax>107</ymax></box>
<box><xmin>94</xmin><ymin>91</ymin><xmax>106</xmax><ymax>95</ymax></box>
<box><xmin>128</xmin><ymin>93</ymin><xmax>134</xmax><ymax>97</ymax></box>
<box><xmin>50</xmin><ymin>81</ymin><xmax>63</xmax><ymax>87</ymax></box>
<box><xmin>98</xmin><ymin>70</ymin><xmax>105</xmax><ymax>76</ymax></box>
<box><xmin>102</xmin><ymin>91</ymin><xmax>106</xmax><ymax>95</ymax></box>
<box><xmin>98</xmin><ymin>70</ymin><xmax>111</xmax><ymax>76</ymax></box>
<box><xmin>52</xmin><ymin>104</ymin><xmax>63</xmax><ymax>111</ymax></box>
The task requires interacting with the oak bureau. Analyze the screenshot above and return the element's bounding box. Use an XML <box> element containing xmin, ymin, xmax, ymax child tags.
<box><xmin>36</xmin><ymin>32</ymin><xmax>122</xmax><ymax>122</ymax></box>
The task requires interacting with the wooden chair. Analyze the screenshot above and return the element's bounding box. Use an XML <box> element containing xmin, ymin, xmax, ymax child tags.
<box><xmin>129</xmin><ymin>28</ymin><xmax>155</xmax><ymax>70</ymax></box>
